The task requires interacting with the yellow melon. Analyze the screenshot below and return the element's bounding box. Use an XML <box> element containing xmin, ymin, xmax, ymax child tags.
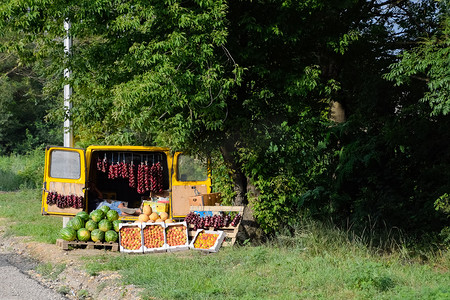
<box><xmin>155</xmin><ymin>218</ymin><xmax>164</xmax><ymax>223</ymax></box>
<box><xmin>149</xmin><ymin>212</ymin><xmax>159</xmax><ymax>221</ymax></box>
<box><xmin>159</xmin><ymin>212</ymin><xmax>169</xmax><ymax>221</ymax></box>
<box><xmin>165</xmin><ymin>219</ymin><xmax>175</xmax><ymax>224</ymax></box>
<box><xmin>138</xmin><ymin>214</ymin><xmax>149</xmax><ymax>222</ymax></box>
<box><xmin>143</xmin><ymin>205</ymin><xmax>152</xmax><ymax>216</ymax></box>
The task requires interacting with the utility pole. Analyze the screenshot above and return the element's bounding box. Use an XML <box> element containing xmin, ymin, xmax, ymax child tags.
<box><xmin>63</xmin><ymin>19</ymin><xmax>73</xmax><ymax>148</ymax></box>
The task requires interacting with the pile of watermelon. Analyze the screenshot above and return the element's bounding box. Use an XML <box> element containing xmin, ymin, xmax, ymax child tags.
<box><xmin>59</xmin><ymin>205</ymin><xmax>120</xmax><ymax>243</ymax></box>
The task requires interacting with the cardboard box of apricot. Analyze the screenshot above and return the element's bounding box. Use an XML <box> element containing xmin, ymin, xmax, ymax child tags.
<box><xmin>189</xmin><ymin>229</ymin><xmax>225</xmax><ymax>253</ymax></box>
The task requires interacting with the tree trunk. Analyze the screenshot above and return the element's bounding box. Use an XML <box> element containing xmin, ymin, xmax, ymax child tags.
<box><xmin>220</xmin><ymin>140</ymin><xmax>248</xmax><ymax>206</ymax></box>
<box><xmin>220</xmin><ymin>138</ymin><xmax>266</xmax><ymax>243</ymax></box>
<box><xmin>330</xmin><ymin>101</ymin><xmax>346</xmax><ymax>123</ymax></box>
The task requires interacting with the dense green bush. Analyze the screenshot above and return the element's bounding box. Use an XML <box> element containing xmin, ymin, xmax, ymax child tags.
<box><xmin>0</xmin><ymin>148</ymin><xmax>44</xmax><ymax>191</ymax></box>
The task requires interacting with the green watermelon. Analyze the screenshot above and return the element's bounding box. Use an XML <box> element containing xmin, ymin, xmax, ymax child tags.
<box><xmin>90</xmin><ymin>209</ymin><xmax>105</xmax><ymax>222</ymax></box>
<box><xmin>112</xmin><ymin>220</ymin><xmax>121</xmax><ymax>232</ymax></box>
<box><xmin>105</xmin><ymin>230</ymin><xmax>118</xmax><ymax>242</ymax></box>
<box><xmin>65</xmin><ymin>219</ymin><xmax>73</xmax><ymax>229</ymax></box>
<box><xmin>76</xmin><ymin>211</ymin><xmax>89</xmax><ymax>222</ymax></box>
<box><xmin>91</xmin><ymin>229</ymin><xmax>104</xmax><ymax>242</ymax></box>
<box><xmin>71</xmin><ymin>216</ymin><xmax>85</xmax><ymax>231</ymax></box>
<box><xmin>60</xmin><ymin>227</ymin><xmax>76</xmax><ymax>241</ymax></box>
<box><xmin>77</xmin><ymin>228</ymin><xmax>91</xmax><ymax>241</ymax></box>
<box><xmin>106</xmin><ymin>209</ymin><xmax>119</xmax><ymax>222</ymax></box>
<box><xmin>98</xmin><ymin>219</ymin><xmax>112</xmax><ymax>232</ymax></box>
<box><xmin>99</xmin><ymin>205</ymin><xmax>110</xmax><ymax>214</ymax></box>
<box><xmin>85</xmin><ymin>220</ymin><xmax>98</xmax><ymax>231</ymax></box>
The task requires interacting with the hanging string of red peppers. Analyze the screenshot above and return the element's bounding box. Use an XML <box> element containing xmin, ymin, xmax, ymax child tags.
<box><xmin>96</xmin><ymin>153</ymin><xmax>164</xmax><ymax>194</ymax></box>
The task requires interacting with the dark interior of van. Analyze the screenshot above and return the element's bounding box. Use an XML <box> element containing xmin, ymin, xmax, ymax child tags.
<box><xmin>87</xmin><ymin>151</ymin><xmax>170</xmax><ymax>212</ymax></box>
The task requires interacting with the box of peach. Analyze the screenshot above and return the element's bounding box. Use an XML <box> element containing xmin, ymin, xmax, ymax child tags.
<box><xmin>119</xmin><ymin>223</ymin><xmax>144</xmax><ymax>253</ymax></box>
<box><xmin>142</xmin><ymin>222</ymin><xmax>167</xmax><ymax>253</ymax></box>
<box><xmin>165</xmin><ymin>221</ymin><xmax>189</xmax><ymax>252</ymax></box>
<box><xmin>189</xmin><ymin>229</ymin><xmax>225</xmax><ymax>253</ymax></box>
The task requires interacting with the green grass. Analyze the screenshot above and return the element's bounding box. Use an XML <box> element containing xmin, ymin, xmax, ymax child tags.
<box><xmin>0</xmin><ymin>189</ymin><xmax>61</xmax><ymax>243</ymax></box>
<box><xmin>35</xmin><ymin>262</ymin><xmax>67</xmax><ymax>280</ymax></box>
<box><xmin>0</xmin><ymin>189</ymin><xmax>449</xmax><ymax>299</ymax></box>
<box><xmin>83</xmin><ymin>226</ymin><xmax>450</xmax><ymax>300</ymax></box>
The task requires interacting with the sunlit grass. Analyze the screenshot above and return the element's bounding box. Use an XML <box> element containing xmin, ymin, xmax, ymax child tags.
<box><xmin>0</xmin><ymin>189</ymin><xmax>61</xmax><ymax>243</ymax></box>
<box><xmin>83</xmin><ymin>225</ymin><xmax>450</xmax><ymax>300</ymax></box>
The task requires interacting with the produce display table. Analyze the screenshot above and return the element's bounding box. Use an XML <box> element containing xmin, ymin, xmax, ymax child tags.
<box><xmin>188</xmin><ymin>206</ymin><xmax>244</xmax><ymax>247</ymax></box>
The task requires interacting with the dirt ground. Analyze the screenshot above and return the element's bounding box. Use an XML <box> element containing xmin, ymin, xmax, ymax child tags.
<box><xmin>0</xmin><ymin>221</ymin><xmax>146</xmax><ymax>300</ymax></box>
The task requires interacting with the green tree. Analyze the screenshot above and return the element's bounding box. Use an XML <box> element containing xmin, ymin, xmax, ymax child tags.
<box><xmin>384</xmin><ymin>2</ymin><xmax>450</xmax><ymax>239</ymax></box>
<box><xmin>323</xmin><ymin>0</ymin><xmax>450</xmax><ymax>237</ymax></box>
<box><xmin>385</xmin><ymin>15</ymin><xmax>450</xmax><ymax>116</ymax></box>
<box><xmin>0</xmin><ymin>47</ymin><xmax>59</xmax><ymax>154</ymax></box>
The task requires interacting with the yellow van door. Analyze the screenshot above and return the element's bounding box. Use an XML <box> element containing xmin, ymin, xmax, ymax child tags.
<box><xmin>171</xmin><ymin>152</ymin><xmax>211</xmax><ymax>218</ymax></box>
<box><xmin>41</xmin><ymin>146</ymin><xmax>87</xmax><ymax>216</ymax></box>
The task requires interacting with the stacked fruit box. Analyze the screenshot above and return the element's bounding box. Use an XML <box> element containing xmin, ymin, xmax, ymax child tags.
<box><xmin>119</xmin><ymin>223</ymin><xmax>144</xmax><ymax>253</ymax></box>
<box><xmin>142</xmin><ymin>222</ymin><xmax>167</xmax><ymax>253</ymax></box>
<box><xmin>165</xmin><ymin>221</ymin><xmax>189</xmax><ymax>252</ymax></box>
<box><xmin>189</xmin><ymin>229</ymin><xmax>225</xmax><ymax>253</ymax></box>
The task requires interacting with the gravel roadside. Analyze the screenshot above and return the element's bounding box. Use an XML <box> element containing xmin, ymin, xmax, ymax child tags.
<box><xmin>0</xmin><ymin>252</ymin><xmax>67</xmax><ymax>300</ymax></box>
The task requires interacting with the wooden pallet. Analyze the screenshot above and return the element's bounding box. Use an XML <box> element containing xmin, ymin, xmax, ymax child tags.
<box><xmin>56</xmin><ymin>239</ymin><xmax>119</xmax><ymax>251</ymax></box>
<box><xmin>188</xmin><ymin>206</ymin><xmax>244</xmax><ymax>247</ymax></box>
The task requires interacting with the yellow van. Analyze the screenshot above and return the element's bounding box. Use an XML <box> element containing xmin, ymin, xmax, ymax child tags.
<box><xmin>41</xmin><ymin>145</ymin><xmax>211</xmax><ymax>220</ymax></box>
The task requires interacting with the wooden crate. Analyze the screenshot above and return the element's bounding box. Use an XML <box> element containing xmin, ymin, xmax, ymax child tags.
<box><xmin>188</xmin><ymin>206</ymin><xmax>244</xmax><ymax>247</ymax></box>
<box><xmin>56</xmin><ymin>239</ymin><xmax>119</xmax><ymax>251</ymax></box>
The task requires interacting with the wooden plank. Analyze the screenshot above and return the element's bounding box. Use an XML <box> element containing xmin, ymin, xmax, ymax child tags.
<box><xmin>190</xmin><ymin>206</ymin><xmax>244</xmax><ymax>213</ymax></box>
<box><xmin>56</xmin><ymin>239</ymin><xmax>119</xmax><ymax>251</ymax></box>
<box><xmin>49</xmin><ymin>182</ymin><xmax>84</xmax><ymax>196</ymax></box>
<box><xmin>46</xmin><ymin>204</ymin><xmax>83</xmax><ymax>215</ymax></box>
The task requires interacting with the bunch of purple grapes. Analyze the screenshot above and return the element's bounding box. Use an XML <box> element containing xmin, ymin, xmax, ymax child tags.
<box><xmin>46</xmin><ymin>191</ymin><xmax>57</xmax><ymax>205</ymax></box>
<box><xmin>185</xmin><ymin>212</ymin><xmax>207</xmax><ymax>230</ymax></box>
<box><xmin>185</xmin><ymin>212</ymin><xmax>201</xmax><ymax>229</ymax></box>
<box><xmin>231</xmin><ymin>214</ymin><xmax>242</xmax><ymax>227</ymax></box>
<box><xmin>68</xmin><ymin>194</ymin><xmax>84</xmax><ymax>209</ymax></box>
<box><xmin>205</xmin><ymin>215</ymin><xmax>225</xmax><ymax>230</ymax></box>
<box><xmin>47</xmin><ymin>191</ymin><xmax>83</xmax><ymax>209</ymax></box>
<box><xmin>185</xmin><ymin>212</ymin><xmax>242</xmax><ymax>230</ymax></box>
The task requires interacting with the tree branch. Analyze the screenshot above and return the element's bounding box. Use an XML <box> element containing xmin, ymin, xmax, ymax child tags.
<box><xmin>411</xmin><ymin>75</ymin><xmax>429</xmax><ymax>82</ymax></box>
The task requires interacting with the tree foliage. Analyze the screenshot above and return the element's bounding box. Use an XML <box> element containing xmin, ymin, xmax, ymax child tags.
<box><xmin>385</xmin><ymin>15</ymin><xmax>450</xmax><ymax>116</ymax></box>
<box><xmin>0</xmin><ymin>38</ymin><xmax>59</xmax><ymax>154</ymax></box>
<box><xmin>0</xmin><ymin>0</ymin><xmax>449</xmax><ymax>239</ymax></box>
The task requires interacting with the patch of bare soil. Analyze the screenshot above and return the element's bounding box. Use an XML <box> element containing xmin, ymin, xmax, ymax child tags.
<box><xmin>0</xmin><ymin>221</ymin><xmax>145</xmax><ymax>300</ymax></box>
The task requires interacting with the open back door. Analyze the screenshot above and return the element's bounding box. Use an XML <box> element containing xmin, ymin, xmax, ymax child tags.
<box><xmin>41</xmin><ymin>146</ymin><xmax>86</xmax><ymax>216</ymax></box>
<box><xmin>171</xmin><ymin>152</ymin><xmax>211</xmax><ymax>218</ymax></box>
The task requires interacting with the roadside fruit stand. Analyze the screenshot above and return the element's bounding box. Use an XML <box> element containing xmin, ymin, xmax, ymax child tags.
<box><xmin>43</xmin><ymin>145</ymin><xmax>243</xmax><ymax>253</ymax></box>
<box><xmin>56</xmin><ymin>199</ymin><xmax>243</xmax><ymax>253</ymax></box>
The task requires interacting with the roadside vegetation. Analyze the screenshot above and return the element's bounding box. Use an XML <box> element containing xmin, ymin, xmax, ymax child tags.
<box><xmin>0</xmin><ymin>1</ymin><xmax>449</xmax><ymax>298</ymax></box>
<box><xmin>0</xmin><ymin>189</ymin><xmax>60</xmax><ymax>243</ymax></box>
<box><xmin>0</xmin><ymin>149</ymin><xmax>44</xmax><ymax>191</ymax></box>
<box><xmin>0</xmin><ymin>188</ymin><xmax>448</xmax><ymax>300</ymax></box>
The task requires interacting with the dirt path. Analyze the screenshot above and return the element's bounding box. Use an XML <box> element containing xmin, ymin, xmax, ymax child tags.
<box><xmin>0</xmin><ymin>222</ymin><xmax>144</xmax><ymax>300</ymax></box>
<box><xmin>0</xmin><ymin>253</ymin><xmax>66</xmax><ymax>300</ymax></box>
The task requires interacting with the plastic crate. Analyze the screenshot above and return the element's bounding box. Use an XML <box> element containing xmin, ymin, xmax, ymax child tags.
<box><xmin>119</xmin><ymin>223</ymin><xmax>144</xmax><ymax>253</ymax></box>
<box><xmin>189</xmin><ymin>229</ymin><xmax>225</xmax><ymax>253</ymax></box>
<box><xmin>142</xmin><ymin>222</ymin><xmax>167</xmax><ymax>253</ymax></box>
<box><xmin>165</xmin><ymin>222</ymin><xmax>189</xmax><ymax>252</ymax></box>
